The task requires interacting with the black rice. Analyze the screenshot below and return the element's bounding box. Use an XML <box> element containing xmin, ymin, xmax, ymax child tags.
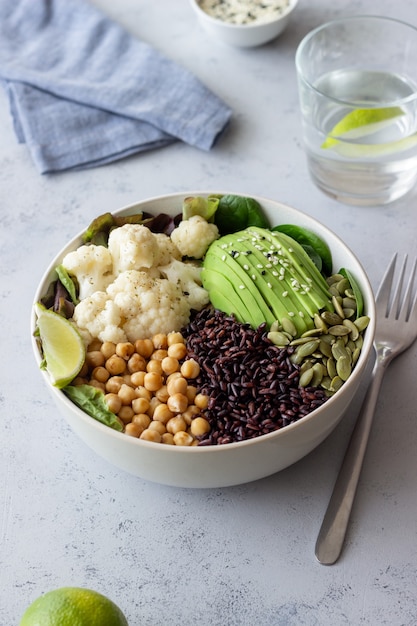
<box><xmin>182</xmin><ymin>308</ymin><xmax>328</xmax><ymax>445</ymax></box>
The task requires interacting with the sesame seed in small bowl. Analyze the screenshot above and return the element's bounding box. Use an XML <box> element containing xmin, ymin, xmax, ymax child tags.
<box><xmin>189</xmin><ymin>0</ymin><xmax>298</xmax><ymax>48</ymax></box>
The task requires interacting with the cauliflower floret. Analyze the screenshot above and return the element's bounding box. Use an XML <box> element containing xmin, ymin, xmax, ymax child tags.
<box><xmin>153</xmin><ymin>232</ymin><xmax>182</xmax><ymax>266</ymax></box>
<box><xmin>108</xmin><ymin>223</ymin><xmax>160</xmax><ymax>275</ymax></box>
<box><xmin>107</xmin><ymin>270</ymin><xmax>191</xmax><ymax>341</ymax></box>
<box><xmin>159</xmin><ymin>259</ymin><xmax>210</xmax><ymax>310</ymax></box>
<box><xmin>170</xmin><ymin>215</ymin><xmax>219</xmax><ymax>259</ymax></box>
<box><xmin>62</xmin><ymin>245</ymin><xmax>113</xmax><ymax>300</ymax></box>
<box><xmin>72</xmin><ymin>291</ymin><xmax>126</xmax><ymax>344</ymax></box>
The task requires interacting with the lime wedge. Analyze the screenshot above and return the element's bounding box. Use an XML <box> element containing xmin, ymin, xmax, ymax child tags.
<box><xmin>35</xmin><ymin>303</ymin><xmax>86</xmax><ymax>388</ymax></box>
<box><xmin>322</xmin><ymin>106</ymin><xmax>405</xmax><ymax>149</ymax></box>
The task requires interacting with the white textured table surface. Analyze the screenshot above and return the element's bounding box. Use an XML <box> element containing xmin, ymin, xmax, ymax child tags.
<box><xmin>2</xmin><ymin>1</ymin><xmax>417</xmax><ymax>624</ymax></box>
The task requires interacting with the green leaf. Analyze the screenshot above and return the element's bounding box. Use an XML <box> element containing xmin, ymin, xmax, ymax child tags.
<box><xmin>64</xmin><ymin>384</ymin><xmax>124</xmax><ymax>431</ymax></box>
<box><xmin>271</xmin><ymin>224</ymin><xmax>333</xmax><ymax>275</ymax></box>
<box><xmin>340</xmin><ymin>268</ymin><xmax>364</xmax><ymax>317</ymax></box>
<box><xmin>215</xmin><ymin>195</ymin><xmax>269</xmax><ymax>234</ymax></box>
<box><xmin>55</xmin><ymin>264</ymin><xmax>79</xmax><ymax>304</ymax></box>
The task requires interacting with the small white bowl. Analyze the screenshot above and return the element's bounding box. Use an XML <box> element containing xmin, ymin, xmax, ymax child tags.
<box><xmin>189</xmin><ymin>0</ymin><xmax>298</xmax><ymax>48</ymax></box>
<box><xmin>31</xmin><ymin>192</ymin><xmax>375</xmax><ymax>488</ymax></box>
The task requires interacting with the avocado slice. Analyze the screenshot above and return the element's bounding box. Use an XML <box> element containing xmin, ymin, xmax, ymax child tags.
<box><xmin>202</xmin><ymin>226</ymin><xmax>333</xmax><ymax>334</ymax></box>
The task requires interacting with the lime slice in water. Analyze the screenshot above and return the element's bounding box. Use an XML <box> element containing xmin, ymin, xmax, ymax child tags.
<box><xmin>321</xmin><ymin>106</ymin><xmax>405</xmax><ymax>149</ymax></box>
<box><xmin>35</xmin><ymin>303</ymin><xmax>86</xmax><ymax>388</ymax></box>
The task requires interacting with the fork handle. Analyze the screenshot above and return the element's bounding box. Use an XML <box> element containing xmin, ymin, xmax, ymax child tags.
<box><xmin>315</xmin><ymin>360</ymin><xmax>387</xmax><ymax>565</ymax></box>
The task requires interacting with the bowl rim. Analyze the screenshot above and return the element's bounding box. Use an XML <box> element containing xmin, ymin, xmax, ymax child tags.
<box><xmin>189</xmin><ymin>0</ymin><xmax>298</xmax><ymax>31</ymax></box>
<box><xmin>31</xmin><ymin>190</ymin><xmax>376</xmax><ymax>454</ymax></box>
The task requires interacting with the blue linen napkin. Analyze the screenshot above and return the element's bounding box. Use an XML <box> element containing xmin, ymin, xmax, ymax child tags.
<box><xmin>0</xmin><ymin>0</ymin><xmax>232</xmax><ymax>173</ymax></box>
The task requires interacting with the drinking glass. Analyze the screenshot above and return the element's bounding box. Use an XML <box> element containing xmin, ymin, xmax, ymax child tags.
<box><xmin>295</xmin><ymin>16</ymin><xmax>417</xmax><ymax>206</ymax></box>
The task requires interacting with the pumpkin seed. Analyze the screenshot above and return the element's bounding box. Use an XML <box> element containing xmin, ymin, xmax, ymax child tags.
<box><xmin>314</xmin><ymin>313</ymin><xmax>328</xmax><ymax>332</ymax></box>
<box><xmin>326</xmin><ymin>356</ymin><xmax>337</xmax><ymax>379</ymax></box>
<box><xmin>281</xmin><ymin>317</ymin><xmax>298</xmax><ymax>337</ymax></box>
<box><xmin>267</xmin><ymin>331</ymin><xmax>290</xmax><ymax>346</ymax></box>
<box><xmin>331</xmin><ymin>338</ymin><xmax>349</xmax><ymax>361</ymax></box>
<box><xmin>336</xmin><ymin>277</ymin><xmax>350</xmax><ymax>294</ymax></box>
<box><xmin>321</xmin><ymin>311</ymin><xmax>344</xmax><ymax>325</ymax></box>
<box><xmin>330</xmin><ymin>376</ymin><xmax>344</xmax><ymax>392</ymax></box>
<box><xmin>332</xmin><ymin>295</ymin><xmax>345</xmax><ymax>318</ymax></box>
<box><xmin>319</xmin><ymin>339</ymin><xmax>333</xmax><ymax>358</ymax></box>
<box><xmin>343</xmin><ymin>318</ymin><xmax>359</xmax><ymax>341</ymax></box>
<box><xmin>328</xmin><ymin>324</ymin><xmax>351</xmax><ymax>336</ymax></box>
<box><xmin>311</xmin><ymin>363</ymin><xmax>326</xmax><ymax>386</ymax></box>
<box><xmin>354</xmin><ymin>316</ymin><xmax>370</xmax><ymax>332</ymax></box>
<box><xmin>336</xmin><ymin>355</ymin><xmax>352</xmax><ymax>381</ymax></box>
<box><xmin>299</xmin><ymin>368</ymin><xmax>314</xmax><ymax>387</ymax></box>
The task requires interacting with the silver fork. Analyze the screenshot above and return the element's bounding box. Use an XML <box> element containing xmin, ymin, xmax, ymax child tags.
<box><xmin>315</xmin><ymin>254</ymin><xmax>417</xmax><ymax>565</ymax></box>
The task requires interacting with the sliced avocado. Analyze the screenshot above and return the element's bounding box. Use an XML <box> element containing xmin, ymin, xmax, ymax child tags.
<box><xmin>201</xmin><ymin>269</ymin><xmax>255</xmax><ymax>325</ymax></box>
<box><xmin>202</xmin><ymin>247</ymin><xmax>276</xmax><ymax>328</ymax></box>
<box><xmin>203</xmin><ymin>226</ymin><xmax>333</xmax><ymax>334</ymax></box>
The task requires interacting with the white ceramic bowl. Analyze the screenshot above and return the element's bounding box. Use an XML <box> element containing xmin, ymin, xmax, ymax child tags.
<box><xmin>31</xmin><ymin>192</ymin><xmax>375</xmax><ymax>488</ymax></box>
<box><xmin>189</xmin><ymin>0</ymin><xmax>298</xmax><ymax>48</ymax></box>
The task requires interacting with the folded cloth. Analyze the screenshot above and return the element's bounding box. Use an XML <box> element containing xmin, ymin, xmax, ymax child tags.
<box><xmin>0</xmin><ymin>0</ymin><xmax>232</xmax><ymax>173</ymax></box>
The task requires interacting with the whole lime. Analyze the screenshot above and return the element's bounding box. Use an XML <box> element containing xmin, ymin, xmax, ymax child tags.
<box><xmin>20</xmin><ymin>587</ymin><xmax>129</xmax><ymax>626</ymax></box>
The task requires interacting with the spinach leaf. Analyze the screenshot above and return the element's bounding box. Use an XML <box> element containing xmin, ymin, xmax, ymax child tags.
<box><xmin>271</xmin><ymin>224</ymin><xmax>333</xmax><ymax>275</ymax></box>
<box><xmin>64</xmin><ymin>384</ymin><xmax>124</xmax><ymax>432</ymax></box>
<box><xmin>214</xmin><ymin>195</ymin><xmax>269</xmax><ymax>234</ymax></box>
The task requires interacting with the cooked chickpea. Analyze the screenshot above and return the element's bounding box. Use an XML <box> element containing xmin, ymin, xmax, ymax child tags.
<box><xmin>167</xmin><ymin>332</ymin><xmax>184</xmax><ymax>346</ymax></box>
<box><xmin>152</xmin><ymin>333</ymin><xmax>168</xmax><ymax>350</ymax></box>
<box><xmin>118</xmin><ymin>383</ymin><xmax>137</xmax><ymax>406</ymax></box>
<box><xmin>152</xmin><ymin>349</ymin><xmax>168</xmax><ymax>361</ymax></box>
<box><xmin>86</xmin><ymin>350</ymin><xmax>105</xmax><ymax>368</ymax></box>
<box><xmin>194</xmin><ymin>393</ymin><xmax>209</xmax><ymax>410</ymax></box>
<box><xmin>166</xmin><ymin>415</ymin><xmax>187</xmax><ymax>435</ymax></box>
<box><xmin>118</xmin><ymin>406</ymin><xmax>135</xmax><ymax>424</ymax></box>
<box><xmin>182</xmin><ymin>405</ymin><xmax>201</xmax><ymax>425</ymax></box>
<box><xmin>155</xmin><ymin>385</ymin><xmax>169</xmax><ymax>403</ymax></box>
<box><xmin>146</xmin><ymin>359</ymin><xmax>163</xmax><ymax>375</ymax></box>
<box><xmin>144</xmin><ymin>371</ymin><xmax>163</xmax><ymax>391</ymax></box>
<box><xmin>130</xmin><ymin>371</ymin><xmax>146</xmax><ymax>387</ymax></box>
<box><xmin>116</xmin><ymin>342</ymin><xmax>135</xmax><ymax>360</ymax></box>
<box><xmin>105</xmin><ymin>375</ymin><xmax>125</xmax><ymax>394</ymax></box>
<box><xmin>161</xmin><ymin>356</ymin><xmax>179</xmax><ymax>375</ymax></box>
<box><xmin>134</xmin><ymin>338</ymin><xmax>154</xmax><ymax>358</ymax></box>
<box><xmin>78</xmin><ymin>362</ymin><xmax>89</xmax><ymax>378</ymax></box>
<box><xmin>72</xmin><ymin>376</ymin><xmax>88</xmax><ymax>386</ymax></box>
<box><xmin>132</xmin><ymin>413</ymin><xmax>151</xmax><ymax>430</ymax></box>
<box><xmin>101</xmin><ymin>341</ymin><xmax>116</xmax><ymax>359</ymax></box>
<box><xmin>180</xmin><ymin>359</ymin><xmax>200</xmax><ymax>379</ymax></box>
<box><xmin>127</xmin><ymin>353</ymin><xmax>147</xmax><ymax>373</ymax></box>
<box><xmin>161</xmin><ymin>432</ymin><xmax>175</xmax><ymax>445</ymax></box>
<box><xmin>190</xmin><ymin>417</ymin><xmax>211</xmax><ymax>437</ymax></box>
<box><xmin>135</xmin><ymin>386</ymin><xmax>153</xmax><ymax>401</ymax></box>
<box><xmin>132</xmin><ymin>397</ymin><xmax>150</xmax><ymax>415</ymax></box>
<box><xmin>122</xmin><ymin>374</ymin><xmax>134</xmax><ymax>387</ymax></box>
<box><xmin>152</xmin><ymin>403</ymin><xmax>174</xmax><ymax>424</ymax></box>
<box><xmin>140</xmin><ymin>428</ymin><xmax>162</xmax><ymax>443</ymax></box>
<box><xmin>148</xmin><ymin>420</ymin><xmax>167</xmax><ymax>435</ymax></box>
<box><xmin>167</xmin><ymin>342</ymin><xmax>187</xmax><ymax>360</ymax></box>
<box><xmin>105</xmin><ymin>393</ymin><xmax>122</xmax><ymax>414</ymax></box>
<box><xmin>105</xmin><ymin>354</ymin><xmax>126</xmax><ymax>375</ymax></box>
<box><xmin>124</xmin><ymin>422</ymin><xmax>143</xmax><ymax>438</ymax></box>
<box><xmin>91</xmin><ymin>366</ymin><xmax>110</xmax><ymax>384</ymax></box>
<box><xmin>186</xmin><ymin>385</ymin><xmax>197</xmax><ymax>403</ymax></box>
<box><xmin>166</xmin><ymin>375</ymin><xmax>188</xmax><ymax>397</ymax></box>
<box><xmin>88</xmin><ymin>338</ymin><xmax>102</xmax><ymax>351</ymax></box>
<box><xmin>147</xmin><ymin>396</ymin><xmax>161</xmax><ymax>417</ymax></box>
<box><xmin>167</xmin><ymin>392</ymin><xmax>188</xmax><ymax>414</ymax></box>
<box><xmin>173</xmin><ymin>431</ymin><xmax>194</xmax><ymax>446</ymax></box>
<box><xmin>88</xmin><ymin>379</ymin><xmax>105</xmax><ymax>393</ymax></box>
